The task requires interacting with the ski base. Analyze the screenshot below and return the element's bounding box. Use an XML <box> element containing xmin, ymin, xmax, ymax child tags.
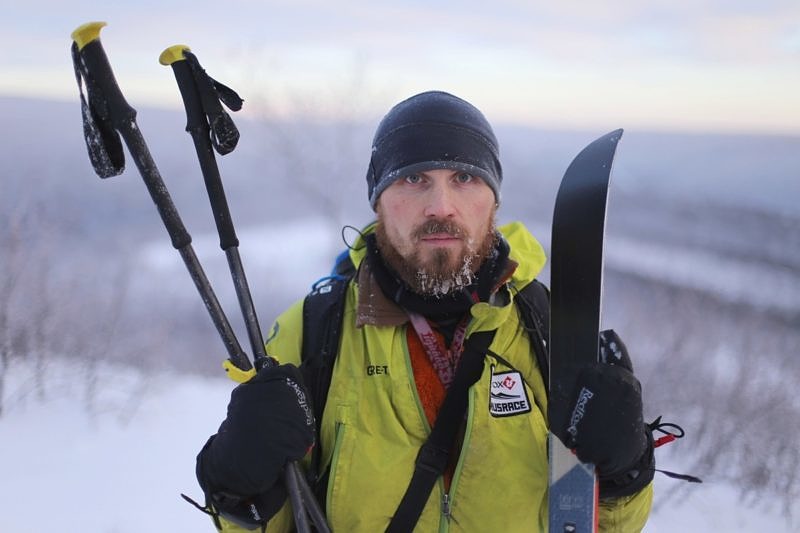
<box><xmin>548</xmin><ymin>434</ymin><xmax>598</xmax><ymax>532</ymax></box>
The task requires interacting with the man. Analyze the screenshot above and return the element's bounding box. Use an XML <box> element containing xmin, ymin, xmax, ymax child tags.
<box><xmin>195</xmin><ymin>91</ymin><xmax>655</xmax><ymax>531</ymax></box>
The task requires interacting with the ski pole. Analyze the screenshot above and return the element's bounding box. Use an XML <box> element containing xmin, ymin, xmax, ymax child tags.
<box><xmin>69</xmin><ymin>21</ymin><xmax>255</xmax><ymax>378</ymax></box>
<box><xmin>69</xmin><ymin>22</ymin><xmax>318</xmax><ymax>530</ymax></box>
<box><xmin>160</xmin><ymin>45</ymin><xmax>330</xmax><ymax>533</ymax></box>
<box><xmin>157</xmin><ymin>45</ymin><xmax>269</xmax><ymax>373</ymax></box>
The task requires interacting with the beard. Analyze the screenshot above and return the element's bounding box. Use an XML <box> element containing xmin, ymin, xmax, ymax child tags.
<box><xmin>375</xmin><ymin>216</ymin><xmax>498</xmax><ymax>298</ymax></box>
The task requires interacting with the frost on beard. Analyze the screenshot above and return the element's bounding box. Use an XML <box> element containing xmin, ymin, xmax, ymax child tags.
<box><xmin>415</xmin><ymin>253</ymin><xmax>476</xmax><ymax>298</ymax></box>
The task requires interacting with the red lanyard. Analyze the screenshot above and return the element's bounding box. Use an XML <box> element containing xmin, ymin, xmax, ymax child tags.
<box><xmin>406</xmin><ymin>312</ymin><xmax>470</xmax><ymax>388</ymax></box>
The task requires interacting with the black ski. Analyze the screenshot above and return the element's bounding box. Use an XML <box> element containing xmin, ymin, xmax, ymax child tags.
<box><xmin>547</xmin><ymin>129</ymin><xmax>624</xmax><ymax>532</ymax></box>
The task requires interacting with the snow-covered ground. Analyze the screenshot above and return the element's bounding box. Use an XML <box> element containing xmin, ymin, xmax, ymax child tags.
<box><xmin>2</xmin><ymin>360</ymin><xmax>796</xmax><ymax>532</ymax></box>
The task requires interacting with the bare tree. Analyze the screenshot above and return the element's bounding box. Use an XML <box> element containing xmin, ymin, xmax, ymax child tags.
<box><xmin>243</xmin><ymin>56</ymin><xmax>378</xmax><ymax>236</ymax></box>
<box><xmin>604</xmin><ymin>260</ymin><xmax>800</xmax><ymax>519</ymax></box>
<box><xmin>0</xmin><ymin>206</ymin><xmax>25</xmax><ymax>416</ymax></box>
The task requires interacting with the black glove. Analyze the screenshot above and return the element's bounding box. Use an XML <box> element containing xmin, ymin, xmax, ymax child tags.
<box><xmin>196</xmin><ymin>363</ymin><xmax>315</xmax><ymax>526</ymax></box>
<box><xmin>562</xmin><ymin>330</ymin><xmax>655</xmax><ymax>499</ymax></box>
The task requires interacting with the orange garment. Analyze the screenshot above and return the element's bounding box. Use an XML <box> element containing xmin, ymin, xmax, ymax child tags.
<box><xmin>406</xmin><ymin>326</ymin><xmax>459</xmax><ymax>489</ymax></box>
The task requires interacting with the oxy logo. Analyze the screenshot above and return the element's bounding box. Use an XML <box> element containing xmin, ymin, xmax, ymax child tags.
<box><xmin>489</xmin><ymin>370</ymin><xmax>531</xmax><ymax>417</ymax></box>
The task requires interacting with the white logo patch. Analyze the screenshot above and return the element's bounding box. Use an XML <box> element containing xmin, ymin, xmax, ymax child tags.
<box><xmin>489</xmin><ymin>370</ymin><xmax>531</xmax><ymax>417</ymax></box>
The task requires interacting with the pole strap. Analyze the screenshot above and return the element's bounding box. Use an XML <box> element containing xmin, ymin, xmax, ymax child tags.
<box><xmin>182</xmin><ymin>50</ymin><xmax>242</xmax><ymax>155</ymax></box>
<box><xmin>70</xmin><ymin>41</ymin><xmax>124</xmax><ymax>178</ymax></box>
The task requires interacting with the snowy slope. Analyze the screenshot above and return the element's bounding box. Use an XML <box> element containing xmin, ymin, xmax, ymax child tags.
<box><xmin>1</xmin><ymin>362</ymin><xmax>226</xmax><ymax>532</ymax></box>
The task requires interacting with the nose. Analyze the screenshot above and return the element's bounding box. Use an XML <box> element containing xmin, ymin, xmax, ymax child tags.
<box><xmin>423</xmin><ymin>180</ymin><xmax>457</xmax><ymax>218</ymax></box>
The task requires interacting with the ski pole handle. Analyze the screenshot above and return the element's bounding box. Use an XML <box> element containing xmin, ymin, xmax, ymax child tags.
<box><xmin>71</xmin><ymin>22</ymin><xmax>191</xmax><ymax>251</ymax></box>
<box><xmin>71</xmin><ymin>22</ymin><xmax>136</xmax><ymax>130</ymax></box>
<box><xmin>160</xmin><ymin>45</ymin><xmax>240</xmax><ymax>251</ymax></box>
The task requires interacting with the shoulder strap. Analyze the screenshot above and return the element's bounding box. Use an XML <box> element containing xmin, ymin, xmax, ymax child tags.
<box><xmin>301</xmin><ymin>251</ymin><xmax>356</xmax><ymax>426</ymax></box>
<box><xmin>386</xmin><ymin>329</ymin><xmax>496</xmax><ymax>533</ymax></box>
<box><xmin>514</xmin><ymin>279</ymin><xmax>550</xmax><ymax>388</ymax></box>
<box><xmin>300</xmin><ymin>275</ymin><xmax>350</xmax><ymax>491</ymax></box>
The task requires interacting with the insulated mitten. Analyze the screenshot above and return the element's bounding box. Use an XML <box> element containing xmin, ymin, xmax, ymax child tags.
<box><xmin>561</xmin><ymin>329</ymin><xmax>655</xmax><ymax>499</ymax></box>
<box><xmin>196</xmin><ymin>363</ymin><xmax>315</xmax><ymax>525</ymax></box>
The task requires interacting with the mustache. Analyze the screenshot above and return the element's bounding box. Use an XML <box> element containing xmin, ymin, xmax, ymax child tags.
<box><xmin>412</xmin><ymin>220</ymin><xmax>466</xmax><ymax>240</ymax></box>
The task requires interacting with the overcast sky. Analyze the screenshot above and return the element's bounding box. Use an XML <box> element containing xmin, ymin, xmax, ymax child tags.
<box><xmin>3</xmin><ymin>0</ymin><xmax>799</xmax><ymax>134</ymax></box>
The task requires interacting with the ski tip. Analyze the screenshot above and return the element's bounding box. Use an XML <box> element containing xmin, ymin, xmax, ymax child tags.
<box><xmin>606</xmin><ymin>128</ymin><xmax>624</xmax><ymax>142</ymax></box>
<box><xmin>159</xmin><ymin>44</ymin><xmax>191</xmax><ymax>66</ymax></box>
<box><xmin>71</xmin><ymin>21</ymin><xmax>106</xmax><ymax>51</ymax></box>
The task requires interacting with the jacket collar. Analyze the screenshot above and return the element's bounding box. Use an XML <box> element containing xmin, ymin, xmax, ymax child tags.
<box><xmin>355</xmin><ymin>257</ymin><xmax>408</xmax><ymax>327</ymax></box>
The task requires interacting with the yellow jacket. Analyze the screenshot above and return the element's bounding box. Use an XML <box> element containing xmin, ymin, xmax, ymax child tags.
<box><xmin>216</xmin><ymin>222</ymin><xmax>652</xmax><ymax>532</ymax></box>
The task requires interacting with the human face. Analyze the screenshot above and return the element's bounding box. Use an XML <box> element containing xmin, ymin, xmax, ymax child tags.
<box><xmin>375</xmin><ymin>169</ymin><xmax>497</xmax><ymax>296</ymax></box>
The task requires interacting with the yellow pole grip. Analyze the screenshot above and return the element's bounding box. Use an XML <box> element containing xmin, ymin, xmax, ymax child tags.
<box><xmin>222</xmin><ymin>359</ymin><xmax>257</xmax><ymax>384</ymax></box>
<box><xmin>71</xmin><ymin>21</ymin><xmax>107</xmax><ymax>51</ymax></box>
<box><xmin>159</xmin><ymin>45</ymin><xmax>191</xmax><ymax>66</ymax></box>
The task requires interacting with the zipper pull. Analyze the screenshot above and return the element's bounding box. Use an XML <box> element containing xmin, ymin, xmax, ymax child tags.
<box><xmin>442</xmin><ymin>493</ymin><xmax>451</xmax><ymax>519</ymax></box>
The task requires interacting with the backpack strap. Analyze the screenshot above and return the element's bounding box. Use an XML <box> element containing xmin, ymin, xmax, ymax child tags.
<box><xmin>514</xmin><ymin>279</ymin><xmax>550</xmax><ymax>390</ymax></box>
<box><xmin>300</xmin><ymin>275</ymin><xmax>350</xmax><ymax>494</ymax></box>
<box><xmin>386</xmin><ymin>329</ymin><xmax>497</xmax><ymax>533</ymax></box>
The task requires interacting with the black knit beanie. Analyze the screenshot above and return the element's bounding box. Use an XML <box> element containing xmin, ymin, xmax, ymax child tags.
<box><xmin>366</xmin><ymin>91</ymin><xmax>502</xmax><ymax>209</ymax></box>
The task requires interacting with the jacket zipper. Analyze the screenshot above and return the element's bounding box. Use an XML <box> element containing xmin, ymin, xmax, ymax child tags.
<box><xmin>438</xmin><ymin>385</ymin><xmax>476</xmax><ymax>532</ymax></box>
<box><xmin>403</xmin><ymin>331</ymin><xmax>479</xmax><ymax>532</ymax></box>
<box><xmin>442</xmin><ymin>493</ymin><xmax>452</xmax><ymax>519</ymax></box>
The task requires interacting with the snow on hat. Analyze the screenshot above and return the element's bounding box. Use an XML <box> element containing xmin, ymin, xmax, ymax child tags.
<box><xmin>366</xmin><ymin>91</ymin><xmax>502</xmax><ymax>209</ymax></box>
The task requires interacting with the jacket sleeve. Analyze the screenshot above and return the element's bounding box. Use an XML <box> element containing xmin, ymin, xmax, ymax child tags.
<box><xmin>598</xmin><ymin>482</ymin><xmax>654</xmax><ymax>532</ymax></box>
<box><xmin>264</xmin><ymin>298</ymin><xmax>305</xmax><ymax>366</ymax></box>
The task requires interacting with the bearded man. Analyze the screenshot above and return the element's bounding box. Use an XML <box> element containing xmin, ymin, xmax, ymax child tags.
<box><xmin>193</xmin><ymin>91</ymin><xmax>655</xmax><ymax>532</ymax></box>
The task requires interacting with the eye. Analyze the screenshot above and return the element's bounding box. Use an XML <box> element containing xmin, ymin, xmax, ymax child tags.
<box><xmin>405</xmin><ymin>174</ymin><xmax>423</xmax><ymax>184</ymax></box>
<box><xmin>455</xmin><ymin>172</ymin><xmax>474</xmax><ymax>184</ymax></box>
